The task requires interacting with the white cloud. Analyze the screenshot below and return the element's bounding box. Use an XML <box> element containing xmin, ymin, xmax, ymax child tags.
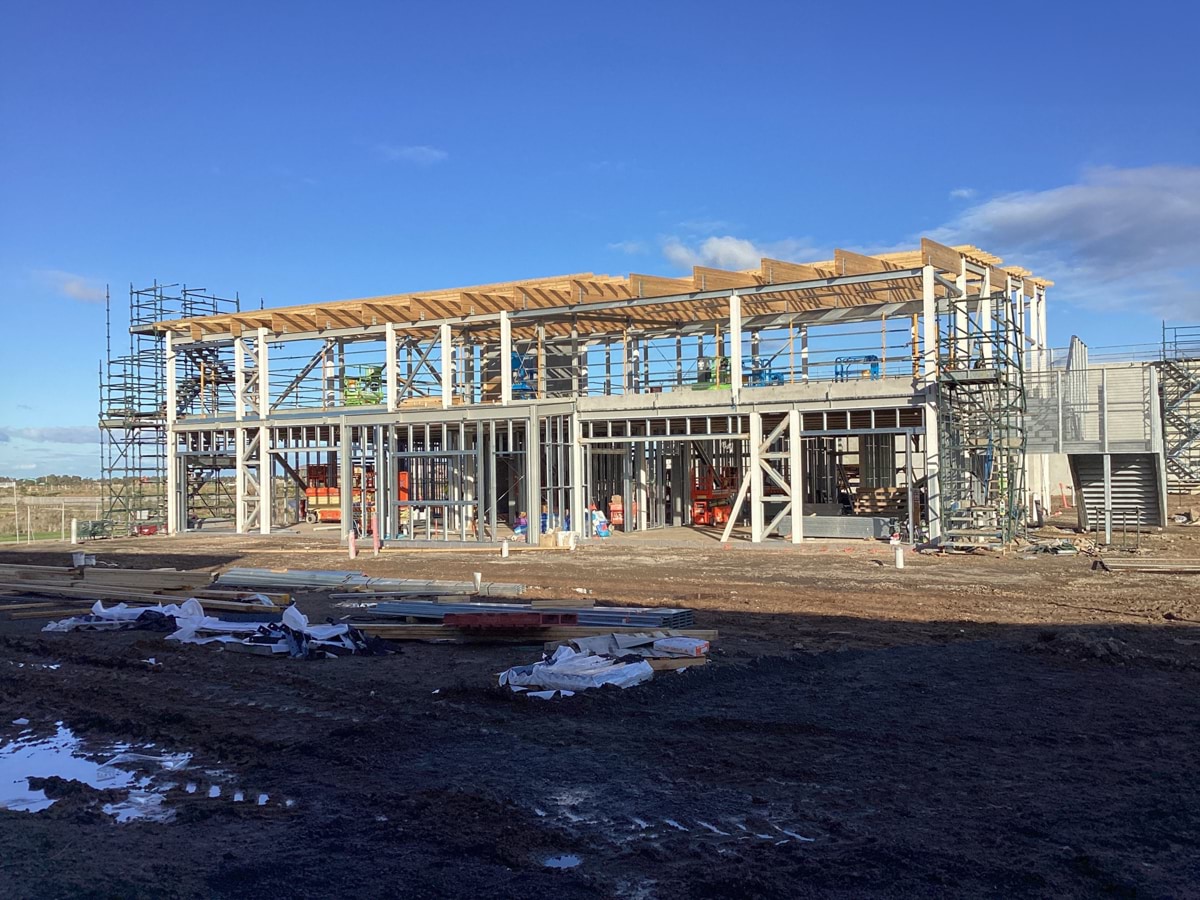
<box><xmin>608</xmin><ymin>240</ymin><xmax>648</xmax><ymax>255</ymax></box>
<box><xmin>35</xmin><ymin>269</ymin><xmax>106</xmax><ymax>303</ymax></box>
<box><xmin>0</xmin><ymin>426</ymin><xmax>98</xmax><ymax>444</ymax></box>
<box><xmin>662</xmin><ymin>235</ymin><xmax>827</xmax><ymax>271</ymax></box>
<box><xmin>931</xmin><ymin>165</ymin><xmax>1200</xmax><ymax>316</ymax></box>
<box><xmin>375</xmin><ymin>143</ymin><xmax>449</xmax><ymax>165</ymax></box>
<box><xmin>949</xmin><ymin>187</ymin><xmax>977</xmax><ymax>200</ymax></box>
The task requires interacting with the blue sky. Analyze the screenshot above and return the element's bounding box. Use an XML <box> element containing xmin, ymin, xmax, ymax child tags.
<box><xmin>2</xmin><ymin>0</ymin><xmax>1198</xmax><ymax>476</ymax></box>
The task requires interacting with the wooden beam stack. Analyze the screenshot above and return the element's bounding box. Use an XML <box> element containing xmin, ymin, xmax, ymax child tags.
<box><xmin>0</xmin><ymin>565</ymin><xmax>290</xmax><ymax>617</ymax></box>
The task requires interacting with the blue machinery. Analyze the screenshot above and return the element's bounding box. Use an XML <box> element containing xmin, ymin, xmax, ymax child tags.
<box><xmin>511</xmin><ymin>351</ymin><xmax>536</xmax><ymax>398</ymax></box>
<box><xmin>746</xmin><ymin>356</ymin><xmax>785</xmax><ymax>387</ymax></box>
<box><xmin>694</xmin><ymin>356</ymin><xmax>785</xmax><ymax>389</ymax></box>
<box><xmin>834</xmin><ymin>355</ymin><xmax>881</xmax><ymax>382</ymax></box>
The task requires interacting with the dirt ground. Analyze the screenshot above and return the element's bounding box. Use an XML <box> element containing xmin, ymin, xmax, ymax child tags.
<box><xmin>3</xmin><ymin>526</ymin><xmax>1200</xmax><ymax>898</ymax></box>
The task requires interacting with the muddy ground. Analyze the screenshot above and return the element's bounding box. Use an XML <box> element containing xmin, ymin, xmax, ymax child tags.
<box><xmin>2</xmin><ymin>527</ymin><xmax>1200</xmax><ymax>898</ymax></box>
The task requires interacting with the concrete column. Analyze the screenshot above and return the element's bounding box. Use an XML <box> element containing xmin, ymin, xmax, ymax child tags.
<box><xmin>1102</xmin><ymin>452</ymin><xmax>1113</xmax><ymax>544</ymax></box>
<box><xmin>256</xmin><ymin>327</ymin><xmax>270</xmax><ymax>415</ymax></box>
<box><xmin>670</xmin><ymin>446</ymin><xmax>685</xmax><ymax>527</ymax></box>
<box><xmin>486</xmin><ymin>420</ymin><xmax>498</xmax><ymax>539</ymax></box>
<box><xmin>440</xmin><ymin>323</ymin><xmax>453</xmax><ymax>410</ymax></box>
<box><xmin>525</xmin><ymin>406</ymin><xmax>541</xmax><ymax>544</ymax></box>
<box><xmin>339</xmin><ymin>419</ymin><xmax>353</xmax><ymax>539</ymax></box>
<box><xmin>955</xmin><ymin>260</ymin><xmax>968</xmax><ymax>364</ymax></box>
<box><xmin>259</xmin><ymin>425</ymin><xmax>271</xmax><ymax>535</ymax></box>
<box><xmin>165</xmin><ymin>333</ymin><xmax>178</xmax><ymax>425</ymax></box>
<box><xmin>1030</xmin><ymin>292</ymin><xmax>1041</xmax><ymax>371</ymax></box>
<box><xmin>621</xmin><ymin>332</ymin><xmax>631</xmax><ymax>393</ymax></box>
<box><xmin>536</xmin><ymin>323</ymin><xmax>547</xmax><ymax>398</ymax></box>
<box><xmin>1037</xmin><ymin>289</ymin><xmax>1048</xmax><ymax>371</ymax></box>
<box><xmin>374</xmin><ymin>424</ymin><xmax>387</xmax><ymax>541</ymax></box>
<box><xmin>570</xmin><ymin>415</ymin><xmax>585</xmax><ymax>537</ymax></box>
<box><xmin>636</xmin><ymin>441</ymin><xmax>648</xmax><ymax>531</ymax></box>
<box><xmin>234</xmin><ymin>336</ymin><xmax>246</xmax><ymax>421</ymax></box>
<box><xmin>904</xmin><ymin>433</ymin><xmax>915</xmax><ymax>543</ymax></box>
<box><xmin>921</xmin><ymin>266</ymin><xmax>938</xmax><ymax>381</ymax></box>
<box><xmin>166</xmin><ymin>446</ymin><xmax>181</xmax><ymax>536</ymax></box>
<box><xmin>386</xmin><ymin>323</ymin><xmax>398</xmax><ymax>412</ymax></box>
<box><xmin>166</xmin><ymin>445</ymin><xmax>181</xmax><ymax>535</ymax></box>
<box><xmin>499</xmin><ymin>312</ymin><xmax>512</xmax><ymax>405</ymax></box>
<box><xmin>788</xmin><ymin>409</ymin><xmax>804</xmax><ymax>543</ymax></box>
<box><xmin>1101</xmin><ymin>368</ymin><xmax>1109</xmax><ymax>454</ymax></box>
<box><xmin>234</xmin><ymin>428</ymin><xmax>248</xmax><ymax>534</ymax></box>
<box><xmin>571</xmin><ymin>323</ymin><xmax>580</xmax><ymax>397</ymax></box>
<box><xmin>980</xmin><ymin>268</ymin><xmax>994</xmax><ymax>363</ymax></box>
<box><xmin>164</xmin><ymin>333</ymin><xmax>180</xmax><ymax>535</ymax></box>
<box><xmin>729</xmin><ymin>291</ymin><xmax>743</xmax><ymax>403</ymax></box>
<box><xmin>924</xmin><ymin>398</ymin><xmax>941</xmax><ymax>542</ymax></box>
<box><xmin>749</xmin><ymin>411</ymin><xmax>765</xmax><ymax>542</ymax></box>
<box><xmin>1056</xmin><ymin>371</ymin><xmax>1065</xmax><ymax>454</ymax></box>
<box><xmin>387</xmin><ymin>425</ymin><xmax>398</xmax><ymax>537</ymax></box>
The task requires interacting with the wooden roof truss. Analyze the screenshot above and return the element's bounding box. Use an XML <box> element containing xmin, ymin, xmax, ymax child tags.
<box><xmin>153</xmin><ymin>237</ymin><xmax>1051</xmax><ymax>347</ymax></box>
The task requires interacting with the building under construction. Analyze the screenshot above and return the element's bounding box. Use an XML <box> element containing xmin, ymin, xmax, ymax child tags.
<box><xmin>101</xmin><ymin>238</ymin><xmax>1070</xmax><ymax>547</ymax></box>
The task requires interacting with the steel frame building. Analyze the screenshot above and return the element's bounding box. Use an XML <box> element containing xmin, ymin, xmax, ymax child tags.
<box><xmin>125</xmin><ymin>238</ymin><xmax>1053</xmax><ymax>546</ymax></box>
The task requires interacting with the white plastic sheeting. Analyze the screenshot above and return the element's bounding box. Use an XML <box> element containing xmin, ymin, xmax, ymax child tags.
<box><xmin>42</xmin><ymin>599</ymin><xmax>208</xmax><ymax>633</ymax></box>
<box><xmin>499</xmin><ymin>645</ymin><xmax>654</xmax><ymax>694</ymax></box>
<box><xmin>166</xmin><ymin>604</ymin><xmax>361</xmax><ymax>657</ymax></box>
<box><xmin>42</xmin><ymin>600</ymin><xmax>366</xmax><ymax>659</ymax></box>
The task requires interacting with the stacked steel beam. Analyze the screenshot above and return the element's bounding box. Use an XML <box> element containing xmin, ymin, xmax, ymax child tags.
<box><xmin>343</xmin><ymin>600</ymin><xmax>695</xmax><ymax>630</ymax></box>
<box><xmin>215</xmin><ymin>567</ymin><xmax>525</xmax><ymax>597</ymax></box>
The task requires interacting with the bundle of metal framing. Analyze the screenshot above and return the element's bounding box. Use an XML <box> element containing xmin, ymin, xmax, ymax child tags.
<box><xmin>215</xmin><ymin>567</ymin><xmax>524</xmax><ymax>597</ymax></box>
<box><xmin>346</xmin><ymin>599</ymin><xmax>695</xmax><ymax>629</ymax></box>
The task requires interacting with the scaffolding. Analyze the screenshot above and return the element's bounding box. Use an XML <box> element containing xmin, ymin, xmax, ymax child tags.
<box><xmin>936</xmin><ymin>290</ymin><xmax>1027</xmax><ymax>547</ymax></box>
<box><xmin>1159</xmin><ymin>324</ymin><xmax>1200</xmax><ymax>492</ymax></box>
<box><xmin>100</xmin><ymin>283</ymin><xmax>239</xmax><ymax>532</ymax></box>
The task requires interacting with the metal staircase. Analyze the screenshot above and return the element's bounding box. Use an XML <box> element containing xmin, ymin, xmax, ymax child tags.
<box><xmin>176</xmin><ymin>346</ymin><xmax>236</xmax><ymax>415</ymax></box>
<box><xmin>1158</xmin><ymin>325</ymin><xmax>1200</xmax><ymax>492</ymax></box>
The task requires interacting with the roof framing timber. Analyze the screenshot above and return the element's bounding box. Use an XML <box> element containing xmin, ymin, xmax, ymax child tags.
<box><xmin>149</xmin><ymin>238</ymin><xmax>1050</xmax><ymax>345</ymax></box>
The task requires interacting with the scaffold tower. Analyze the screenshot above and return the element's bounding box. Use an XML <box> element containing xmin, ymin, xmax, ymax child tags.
<box><xmin>935</xmin><ymin>290</ymin><xmax>1027</xmax><ymax>547</ymax></box>
<box><xmin>100</xmin><ymin>283</ymin><xmax>239</xmax><ymax>532</ymax></box>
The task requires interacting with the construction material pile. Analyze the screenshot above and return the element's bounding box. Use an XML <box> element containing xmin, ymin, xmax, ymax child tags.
<box><xmin>41</xmin><ymin>600</ymin><xmax>384</xmax><ymax>659</ymax></box>
<box><xmin>4</xmin><ymin>561</ymin><xmax>715</xmax><ymax>660</ymax></box>
<box><xmin>0</xmin><ymin>563</ymin><xmax>289</xmax><ymax>611</ymax></box>
<box><xmin>499</xmin><ymin>634</ymin><xmax>710</xmax><ymax>699</ymax></box>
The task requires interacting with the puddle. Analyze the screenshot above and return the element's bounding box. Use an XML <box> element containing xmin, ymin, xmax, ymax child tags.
<box><xmin>0</xmin><ymin>721</ymin><xmax>285</xmax><ymax>823</ymax></box>
<box><xmin>543</xmin><ymin>854</ymin><xmax>582</xmax><ymax>869</ymax></box>
<box><xmin>1</xmin><ymin>723</ymin><xmax>142</xmax><ymax>814</ymax></box>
